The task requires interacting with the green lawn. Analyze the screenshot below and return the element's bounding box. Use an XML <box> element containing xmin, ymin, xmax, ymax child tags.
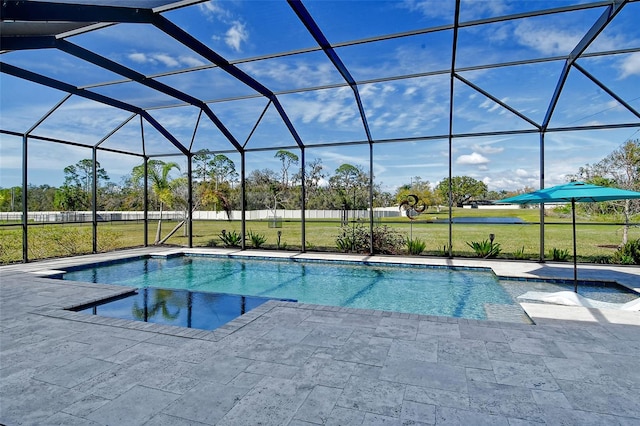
<box><xmin>1</xmin><ymin>208</ymin><xmax>638</xmax><ymax>264</ymax></box>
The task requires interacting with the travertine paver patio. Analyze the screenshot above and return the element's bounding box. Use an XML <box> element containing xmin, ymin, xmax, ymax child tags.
<box><xmin>1</xmin><ymin>248</ymin><xmax>639</xmax><ymax>425</ymax></box>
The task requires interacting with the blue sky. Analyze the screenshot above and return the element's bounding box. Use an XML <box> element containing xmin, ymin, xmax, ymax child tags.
<box><xmin>1</xmin><ymin>0</ymin><xmax>639</xmax><ymax>193</ymax></box>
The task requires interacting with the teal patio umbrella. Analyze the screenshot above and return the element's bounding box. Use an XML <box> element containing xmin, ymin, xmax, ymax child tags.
<box><xmin>497</xmin><ymin>181</ymin><xmax>640</xmax><ymax>292</ymax></box>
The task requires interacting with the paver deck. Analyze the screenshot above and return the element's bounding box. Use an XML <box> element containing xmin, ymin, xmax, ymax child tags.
<box><xmin>1</xmin><ymin>248</ymin><xmax>639</xmax><ymax>425</ymax></box>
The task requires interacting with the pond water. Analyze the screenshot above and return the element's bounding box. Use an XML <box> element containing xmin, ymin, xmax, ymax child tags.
<box><xmin>434</xmin><ymin>217</ymin><xmax>526</xmax><ymax>224</ymax></box>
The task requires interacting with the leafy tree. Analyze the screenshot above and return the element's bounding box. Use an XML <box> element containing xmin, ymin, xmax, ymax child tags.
<box><xmin>329</xmin><ymin>163</ymin><xmax>369</xmax><ymax>209</ymax></box>
<box><xmin>210</xmin><ymin>154</ymin><xmax>238</xmax><ymax>188</ymax></box>
<box><xmin>27</xmin><ymin>185</ymin><xmax>57</xmax><ymax>211</ymax></box>
<box><xmin>394</xmin><ymin>176</ymin><xmax>437</xmax><ymax>210</ymax></box>
<box><xmin>293</xmin><ymin>157</ymin><xmax>325</xmax><ymax>208</ymax></box>
<box><xmin>53</xmin><ymin>185</ymin><xmax>86</xmax><ymax>211</ymax></box>
<box><xmin>54</xmin><ymin>159</ymin><xmax>109</xmax><ymax>211</ymax></box>
<box><xmin>98</xmin><ymin>182</ymin><xmax>126</xmax><ymax>211</ymax></box>
<box><xmin>0</xmin><ymin>186</ymin><xmax>25</xmax><ymax>212</ymax></box>
<box><xmin>374</xmin><ymin>190</ymin><xmax>395</xmax><ymax>208</ymax></box>
<box><xmin>571</xmin><ymin>139</ymin><xmax>640</xmax><ymax>243</ymax></box>
<box><xmin>597</xmin><ymin>139</ymin><xmax>640</xmax><ymax>189</ymax></box>
<box><xmin>64</xmin><ymin>159</ymin><xmax>109</xmax><ymax>194</ymax></box>
<box><xmin>193</xmin><ymin>152</ymin><xmax>238</xmax><ymax>185</ymax></box>
<box><xmin>274</xmin><ymin>149</ymin><xmax>299</xmax><ymax>188</ymax></box>
<box><xmin>245</xmin><ymin>168</ymin><xmax>283</xmax><ymax>213</ymax></box>
<box><xmin>193</xmin><ymin>152</ymin><xmax>212</xmax><ymax>183</ymax></box>
<box><xmin>435</xmin><ymin>176</ymin><xmax>487</xmax><ymax>207</ymax></box>
<box><xmin>192</xmin><ymin>153</ymin><xmax>237</xmax><ymax>214</ymax></box>
<box><xmin>0</xmin><ymin>189</ymin><xmax>8</xmax><ymax>212</ymax></box>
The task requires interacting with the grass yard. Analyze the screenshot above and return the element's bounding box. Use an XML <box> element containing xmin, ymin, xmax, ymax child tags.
<box><xmin>1</xmin><ymin>208</ymin><xmax>639</xmax><ymax>264</ymax></box>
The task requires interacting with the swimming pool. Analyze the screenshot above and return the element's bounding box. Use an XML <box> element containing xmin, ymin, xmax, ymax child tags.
<box><xmin>62</xmin><ymin>255</ymin><xmax>526</xmax><ymax>321</ymax></box>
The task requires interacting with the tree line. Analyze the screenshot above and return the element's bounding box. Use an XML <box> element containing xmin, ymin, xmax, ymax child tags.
<box><xmin>2</xmin><ymin>140</ymin><xmax>638</xmax><ymax>219</ymax></box>
<box><xmin>0</xmin><ymin>150</ymin><xmax>486</xmax><ymax>213</ymax></box>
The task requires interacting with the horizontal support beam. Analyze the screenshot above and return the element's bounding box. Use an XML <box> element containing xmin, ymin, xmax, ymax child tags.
<box><xmin>1</xmin><ymin>1</ymin><xmax>154</xmax><ymax>23</ymax></box>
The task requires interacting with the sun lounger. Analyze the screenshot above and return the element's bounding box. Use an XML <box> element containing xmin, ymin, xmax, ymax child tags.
<box><xmin>517</xmin><ymin>291</ymin><xmax>640</xmax><ymax>311</ymax></box>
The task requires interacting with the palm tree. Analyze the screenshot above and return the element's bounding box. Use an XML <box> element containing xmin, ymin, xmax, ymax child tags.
<box><xmin>133</xmin><ymin>160</ymin><xmax>181</xmax><ymax>244</ymax></box>
<box><xmin>132</xmin><ymin>288</ymin><xmax>181</xmax><ymax>323</ymax></box>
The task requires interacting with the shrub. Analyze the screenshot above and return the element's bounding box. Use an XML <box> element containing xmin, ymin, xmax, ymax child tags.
<box><xmin>219</xmin><ymin>229</ymin><xmax>242</xmax><ymax>247</ymax></box>
<box><xmin>247</xmin><ymin>229</ymin><xmax>266</xmax><ymax>248</ymax></box>
<box><xmin>611</xmin><ymin>238</ymin><xmax>640</xmax><ymax>265</ymax></box>
<box><xmin>336</xmin><ymin>227</ymin><xmax>360</xmax><ymax>252</ymax></box>
<box><xmin>336</xmin><ymin>224</ymin><xmax>369</xmax><ymax>253</ymax></box>
<box><xmin>466</xmin><ymin>239</ymin><xmax>501</xmax><ymax>258</ymax></box>
<box><xmin>549</xmin><ymin>247</ymin><xmax>570</xmax><ymax>261</ymax></box>
<box><xmin>335</xmin><ymin>224</ymin><xmax>405</xmax><ymax>254</ymax></box>
<box><xmin>372</xmin><ymin>225</ymin><xmax>405</xmax><ymax>254</ymax></box>
<box><xmin>406</xmin><ymin>238</ymin><xmax>426</xmax><ymax>255</ymax></box>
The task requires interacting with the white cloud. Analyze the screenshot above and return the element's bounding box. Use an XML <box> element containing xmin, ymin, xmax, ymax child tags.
<box><xmin>619</xmin><ymin>52</ymin><xmax>640</xmax><ymax>79</ymax></box>
<box><xmin>359</xmin><ymin>76</ymin><xmax>451</xmax><ymax>136</ymax></box>
<box><xmin>485</xmin><ymin>173</ymin><xmax>540</xmax><ymax>191</ymax></box>
<box><xmin>198</xmin><ymin>1</ymin><xmax>231</xmax><ymax>20</ymax></box>
<box><xmin>242</xmin><ymin>61</ymin><xmax>338</xmax><ymax>89</ymax></box>
<box><xmin>589</xmin><ymin>32</ymin><xmax>628</xmax><ymax>53</ymax></box>
<box><xmin>401</xmin><ymin>0</ymin><xmax>508</xmax><ymax>21</ymax></box>
<box><xmin>179</xmin><ymin>56</ymin><xmax>206</xmax><ymax>68</ymax></box>
<box><xmin>401</xmin><ymin>0</ymin><xmax>454</xmax><ymax>20</ymax></box>
<box><xmin>154</xmin><ymin>54</ymin><xmax>180</xmax><ymax>68</ymax></box>
<box><xmin>404</xmin><ymin>87</ymin><xmax>418</xmax><ymax>96</ymax></box>
<box><xmin>128</xmin><ymin>52</ymin><xmax>147</xmax><ymax>63</ymax></box>
<box><xmin>456</xmin><ymin>152</ymin><xmax>489</xmax><ymax>165</ymax></box>
<box><xmin>127</xmin><ymin>52</ymin><xmax>205</xmax><ymax>69</ymax></box>
<box><xmin>197</xmin><ymin>1</ymin><xmax>250</xmax><ymax>54</ymax></box>
<box><xmin>479</xmin><ymin>98</ymin><xmax>503</xmax><ymax>113</ymax></box>
<box><xmin>382</xmin><ymin>85</ymin><xmax>396</xmax><ymax>94</ymax></box>
<box><xmin>513</xmin><ymin>21</ymin><xmax>581</xmax><ymax>56</ymax></box>
<box><xmin>225</xmin><ymin>21</ymin><xmax>249</xmax><ymax>52</ymax></box>
<box><xmin>472</xmin><ymin>143</ymin><xmax>503</xmax><ymax>154</ymax></box>
<box><xmin>460</xmin><ymin>0</ymin><xmax>509</xmax><ymax>20</ymax></box>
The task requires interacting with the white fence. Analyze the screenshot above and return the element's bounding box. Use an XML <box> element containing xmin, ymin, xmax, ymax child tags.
<box><xmin>0</xmin><ymin>205</ymin><xmax>529</xmax><ymax>223</ymax></box>
<box><xmin>0</xmin><ymin>208</ymin><xmax>402</xmax><ymax>223</ymax></box>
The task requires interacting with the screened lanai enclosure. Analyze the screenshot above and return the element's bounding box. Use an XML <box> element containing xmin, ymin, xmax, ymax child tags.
<box><xmin>1</xmin><ymin>0</ymin><xmax>639</xmax><ymax>263</ymax></box>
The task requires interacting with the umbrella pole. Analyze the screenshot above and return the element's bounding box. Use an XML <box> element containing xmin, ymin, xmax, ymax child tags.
<box><xmin>572</xmin><ymin>198</ymin><xmax>578</xmax><ymax>293</ymax></box>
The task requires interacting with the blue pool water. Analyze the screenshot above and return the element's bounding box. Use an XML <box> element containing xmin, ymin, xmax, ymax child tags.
<box><xmin>73</xmin><ymin>288</ymin><xmax>282</xmax><ymax>331</ymax></box>
<box><xmin>62</xmin><ymin>255</ymin><xmax>519</xmax><ymax>320</ymax></box>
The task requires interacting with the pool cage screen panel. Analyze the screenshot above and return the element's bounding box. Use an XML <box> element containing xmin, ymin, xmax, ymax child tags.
<box><xmin>1</xmin><ymin>0</ymin><xmax>639</xmax><ymax>262</ymax></box>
